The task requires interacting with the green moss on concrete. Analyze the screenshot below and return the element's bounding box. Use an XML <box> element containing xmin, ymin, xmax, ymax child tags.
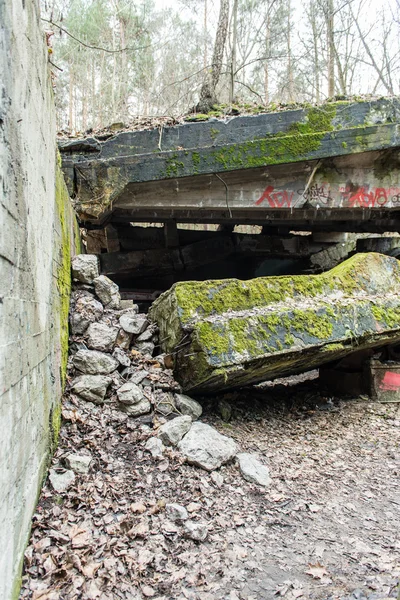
<box><xmin>371</xmin><ymin>304</ymin><xmax>400</xmax><ymax>328</ymax></box>
<box><xmin>164</xmin><ymin>153</ymin><xmax>185</xmax><ymax>177</ymax></box>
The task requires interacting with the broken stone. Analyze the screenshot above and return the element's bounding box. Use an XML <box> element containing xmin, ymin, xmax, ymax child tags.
<box><xmin>73</xmin><ymin>349</ymin><xmax>118</xmax><ymax>375</ymax></box>
<box><xmin>136</xmin><ymin>328</ymin><xmax>155</xmax><ymax>342</ymax></box>
<box><xmin>144</xmin><ymin>437</ymin><xmax>164</xmax><ymax>458</ymax></box>
<box><xmin>115</xmin><ymin>328</ymin><xmax>133</xmax><ymax>349</ymax></box>
<box><xmin>65</xmin><ymin>453</ymin><xmax>92</xmax><ymax>474</ymax></box>
<box><xmin>178</xmin><ymin>422</ymin><xmax>238</xmax><ymax>471</ymax></box>
<box><xmin>183</xmin><ymin>520</ymin><xmax>208</xmax><ymax>542</ymax></box>
<box><xmin>174</xmin><ymin>393</ymin><xmax>203</xmax><ymax>420</ymax></box>
<box><xmin>120</xmin><ymin>299</ymin><xmax>139</xmax><ymax>311</ymax></box>
<box><xmin>87</xmin><ymin>322</ymin><xmax>118</xmax><ymax>352</ymax></box>
<box><xmin>150</xmin><ymin>253</ymin><xmax>400</xmax><ymax>392</ymax></box>
<box><xmin>155</xmin><ymin>391</ymin><xmax>176</xmax><ymax>416</ymax></box>
<box><xmin>70</xmin><ymin>295</ymin><xmax>103</xmax><ymax>335</ymax></box>
<box><xmin>112</xmin><ymin>347</ymin><xmax>131</xmax><ymax>367</ymax></box>
<box><xmin>158</xmin><ymin>415</ymin><xmax>192</xmax><ymax>446</ymax></box>
<box><xmin>236</xmin><ymin>453</ymin><xmax>271</xmax><ymax>487</ymax></box>
<box><xmin>71</xmin><ymin>374</ymin><xmax>112</xmax><ymax>404</ymax></box>
<box><xmin>135</xmin><ymin>341</ymin><xmax>155</xmax><ymax>356</ymax></box>
<box><xmin>117</xmin><ymin>382</ymin><xmax>144</xmax><ymax>405</ymax></box>
<box><xmin>166</xmin><ymin>503</ymin><xmax>188</xmax><ymax>522</ymax></box>
<box><xmin>119</xmin><ymin>313</ymin><xmax>148</xmax><ymax>335</ymax></box>
<box><xmin>49</xmin><ymin>469</ymin><xmax>75</xmax><ymax>492</ymax></box>
<box><xmin>129</xmin><ymin>370</ymin><xmax>150</xmax><ymax>385</ymax></box>
<box><xmin>210</xmin><ymin>471</ymin><xmax>224</xmax><ymax>487</ymax></box>
<box><xmin>93</xmin><ymin>275</ymin><xmax>121</xmax><ymax>309</ymax></box>
<box><xmin>71</xmin><ymin>255</ymin><xmax>99</xmax><ymax>284</ymax></box>
<box><xmin>117</xmin><ymin>382</ymin><xmax>151</xmax><ymax>416</ymax></box>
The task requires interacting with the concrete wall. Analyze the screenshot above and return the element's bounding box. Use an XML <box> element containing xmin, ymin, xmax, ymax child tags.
<box><xmin>0</xmin><ymin>1</ymin><xmax>80</xmax><ymax>597</ymax></box>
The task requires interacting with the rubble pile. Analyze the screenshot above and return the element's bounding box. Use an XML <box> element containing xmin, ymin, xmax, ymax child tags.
<box><xmin>68</xmin><ymin>254</ymin><xmax>267</xmax><ymax>480</ymax></box>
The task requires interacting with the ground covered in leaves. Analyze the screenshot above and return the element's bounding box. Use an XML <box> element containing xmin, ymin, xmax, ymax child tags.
<box><xmin>20</xmin><ymin>377</ymin><xmax>400</xmax><ymax>600</ymax></box>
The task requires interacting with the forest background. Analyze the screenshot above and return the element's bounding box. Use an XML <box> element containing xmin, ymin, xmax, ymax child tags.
<box><xmin>41</xmin><ymin>0</ymin><xmax>400</xmax><ymax>134</ymax></box>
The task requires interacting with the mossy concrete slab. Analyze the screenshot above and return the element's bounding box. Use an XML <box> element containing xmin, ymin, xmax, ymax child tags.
<box><xmin>149</xmin><ymin>253</ymin><xmax>400</xmax><ymax>392</ymax></box>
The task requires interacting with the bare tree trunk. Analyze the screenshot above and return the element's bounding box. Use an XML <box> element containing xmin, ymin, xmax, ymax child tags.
<box><xmin>69</xmin><ymin>62</ymin><xmax>74</xmax><ymax>132</ymax></box>
<box><xmin>264</xmin><ymin>12</ymin><xmax>271</xmax><ymax>105</ymax></box>
<box><xmin>327</xmin><ymin>0</ymin><xmax>335</xmax><ymax>97</ymax></box>
<box><xmin>229</xmin><ymin>0</ymin><xmax>238</xmax><ymax>103</ymax></box>
<box><xmin>204</xmin><ymin>0</ymin><xmax>208</xmax><ymax>70</ymax></box>
<box><xmin>287</xmin><ymin>0</ymin><xmax>295</xmax><ymax>102</ymax></box>
<box><xmin>197</xmin><ymin>0</ymin><xmax>230</xmax><ymax>111</ymax></box>
<box><xmin>309</xmin><ymin>1</ymin><xmax>320</xmax><ymax>103</ymax></box>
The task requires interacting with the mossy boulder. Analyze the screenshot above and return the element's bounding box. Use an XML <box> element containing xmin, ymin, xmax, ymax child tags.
<box><xmin>149</xmin><ymin>253</ymin><xmax>400</xmax><ymax>392</ymax></box>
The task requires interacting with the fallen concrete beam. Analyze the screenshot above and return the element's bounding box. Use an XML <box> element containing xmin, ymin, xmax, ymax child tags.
<box><xmin>149</xmin><ymin>253</ymin><xmax>400</xmax><ymax>392</ymax></box>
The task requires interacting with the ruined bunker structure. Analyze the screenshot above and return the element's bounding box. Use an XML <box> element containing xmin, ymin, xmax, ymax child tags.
<box><xmin>60</xmin><ymin>98</ymin><xmax>400</xmax><ymax>295</ymax></box>
<box><xmin>149</xmin><ymin>253</ymin><xmax>400</xmax><ymax>393</ymax></box>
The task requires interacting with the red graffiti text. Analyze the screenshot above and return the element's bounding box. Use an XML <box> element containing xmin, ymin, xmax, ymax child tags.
<box><xmin>255</xmin><ymin>185</ymin><xmax>294</xmax><ymax>207</ymax></box>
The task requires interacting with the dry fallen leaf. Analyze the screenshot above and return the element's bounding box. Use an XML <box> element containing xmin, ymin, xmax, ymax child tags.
<box><xmin>306</xmin><ymin>562</ymin><xmax>329</xmax><ymax>579</ymax></box>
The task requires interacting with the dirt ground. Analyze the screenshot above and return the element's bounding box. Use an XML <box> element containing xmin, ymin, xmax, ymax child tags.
<box><xmin>20</xmin><ymin>376</ymin><xmax>400</xmax><ymax>600</ymax></box>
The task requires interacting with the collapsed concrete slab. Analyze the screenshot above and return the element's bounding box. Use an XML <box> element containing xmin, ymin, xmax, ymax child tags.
<box><xmin>149</xmin><ymin>253</ymin><xmax>400</xmax><ymax>393</ymax></box>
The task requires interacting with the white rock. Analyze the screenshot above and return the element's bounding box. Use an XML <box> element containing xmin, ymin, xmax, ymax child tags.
<box><xmin>87</xmin><ymin>322</ymin><xmax>118</xmax><ymax>352</ymax></box>
<box><xmin>65</xmin><ymin>453</ymin><xmax>92</xmax><ymax>474</ymax></box>
<box><xmin>174</xmin><ymin>393</ymin><xmax>203</xmax><ymax>420</ymax></box>
<box><xmin>112</xmin><ymin>347</ymin><xmax>131</xmax><ymax>367</ymax></box>
<box><xmin>117</xmin><ymin>382</ymin><xmax>144</xmax><ymax>405</ymax></box>
<box><xmin>158</xmin><ymin>415</ymin><xmax>192</xmax><ymax>446</ymax></box>
<box><xmin>120</xmin><ymin>299</ymin><xmax>139</xmax><ymax>311</ymax></box>
<box><xmin>93</xmin><ymin>275</ymin><xmax>121</xmax><ymax>309</ymax></box>
<box><xmin>71</xmin><ymin>374</ymin><xmax>112</xmax><ymax>403</ymax></box>
<box><xmin>119</xmin><ymin>313</ymin><xmax>148</xmax><ymax>335</ymax></box>
<box><xmin>178</xmin><ymin>422</ymin><xmax>238</xmax><ymax>471</ymax></box>
<box><xmin>117</xmin><ymin>382</ymin><xmax>151</xmax><ymax>417</ymax></box>
<box><xmin>236</xmin><ymin>453</ymin><xmax>271</xmax><ymax>487</ymax></box>
<box><xmin>70</xmin><ymin>295</ymin><xmax>103</xmax><ymax>335</ymax></box>
<box><xmin>136</xmin><ymin>328</ymin><xmax>154</xmax><ymax>342</ymax></box>
<box><xmin>49</xmin><ymin>469</ymin><xmax>75</xmax><ymax>492</ymax></box>
<box><xmin>73</xmin><ymin>349</ymin><xmax>118</xmax><ymax>375</ymax></box>
<box><xmin>136</xmin><ymin>341</ymin><xmax>155</xmax><ymax>357</ymax></box>
<box><xmin>71</xmin><ymin>255</ymin><xmax>99</xmax><ymax>284</ymax></box>
<box><xmin>144</xmin><ymin>437</ymin><xmax>164</xmax><ymax>458</ymax></box>
<box><xmin>183</xmin><ymin>520</ymin><xmax>208</xmax><ymax>542</ymax></box>
<box><xmin>166</xmin><ymin>503</ymin><xmax>188</xmax><ymax>522</ymax></box>
<box><xmin>211</xmin><ymin>471</ymin><xmax>224</xmax><ymax>487</ymax></box>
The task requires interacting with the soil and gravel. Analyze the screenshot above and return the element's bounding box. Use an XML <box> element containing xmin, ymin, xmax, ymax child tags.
<box><xmin>19</xmin><ymin>376</ymin><xmax>400</xmax><ymax>600</ymax></box>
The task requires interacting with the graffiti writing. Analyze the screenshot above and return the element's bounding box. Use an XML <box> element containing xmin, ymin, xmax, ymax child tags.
<box><xmin>255</xmin><ymin>185</ymin><xmax>294</xmax><ymax>207</ymax></box>
<box><xmin>343</xmin><ymin>186</ymin><xmax>388</xmax><ymax>208</ymax></box>
<box><xmin>391</xmin><ymin>193</ymin><xmax>400</xmax><ymax>205</ymax></box>
<box><xmin>298</xmin><ymin>183</ymin><xmax>332</xmax><ymax>205</ymax></box>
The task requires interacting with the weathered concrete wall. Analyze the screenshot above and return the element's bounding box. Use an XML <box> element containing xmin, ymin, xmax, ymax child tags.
<box><xmin>0</xmin><ymin>1</ymin><xmax>80</xmax><ymax>598</ymax></box>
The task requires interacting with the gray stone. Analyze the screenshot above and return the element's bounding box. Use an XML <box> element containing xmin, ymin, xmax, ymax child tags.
<box><xmin>120</xmin><ymin>300</ymin><xmax>139</xmax><ymax>311</ymax></box>
<box><xmin>144</xmin><ymin>437</ymin><xmax>164</xmax><ymax>458</ymax></box>
<box><xmin>72</xmin><ymin>255</ymin><xmax>99</xmax><ymax>284</ymax></box>
<box><xmin>93</xmin><ymin>275</ymin><xmax>121</xmax><ymax>309</ymax></box>
<box><xmin>210</xmin><ymin>471</ymin><xmax>224</xmax><ymax>487</ymax></box>
<box><xmin>178</xmin><ymin>422</ymin><xmax>238</xmax><ymax>471</ymax></box>
<box><xmin>183</xmin><ymin>520</ymin><xmax>208</xmax><ymax>542</ymax></box>
<box><xmin>155</xmin><ymin>391</ymin><xmax>176</xmax><ymax>416</ymax></box>
<box><xmin>87</xmin><ymin>322</ymin><xmax>118</xmax><ymax>352</ymax></box>
<box><xmin>166</xmin><ymin>503</ymin><xmax>188</xmax><ymax>522</ymax></box>
<box><xmin>174</xmin><ymin>394</ymin><xmax>203</xmax><ymax>420</ymax></box>
<box><xmin>73</xmin><ymin>349</ymin><xmax>118</xmax><ymax>375</ymax></box>
<box><xmin>136</xmin><ymin>328</ymin><xmax>155</xmax><ymax>342</ymax></box>
<box><xmin>65</xmin><ymin>453</ymin><xmax>92</xmax><ymax>474</ymax></box>
<box><xmin>236</xmin><ymin>453</ymin><xmax>271</xmax><ymax>487</ymax></box>
<box><xmin>117</xmin><ymin>382</ymin><xmax>151</xmax><ymax>416</ymax></box>
<box><xmin>117</xmin><ymin>382</ymin><xmax>144</xmax><ymax>405</ymax></box>
<box><xmin>49</xmin><ymin>469</ymin><xmax>76</xmax><ymax>492</ymax></box>
<box><xmin>129</xmin><ymin>370</ymin><xmax>150</xmax><ymax>385</ymax></box>
<box><xmin>71</xmin><ymin>374</ymin><xmax>112</xmax><ymax>403</ymax></box>
<box><xmin>136</xmin><ymin>341</ymin><xmax>155</xmax><ymax>356</ymax></box>
<box><xmin>158</xmin><ymin>415</ymin><xmax>192</xmax><ymax>446</ymax></box>
<box><xmin>70</xmin><ymin>295</ymin><xmax>103</xmax><ymax>335</ymax></box>
<box><xmin>218</xmin><ymin>399</ymin><xmax>232</xmax><ymax>422</ymax></box>
<box><xmin>119</xmin><ymin>313</ymin><xmax>148</xmax><ymax>335</ymax></box>
<box><xmin>112</xmin><ymin>347</ymin><xmax>131</xmax><ymax>367</ymax></box>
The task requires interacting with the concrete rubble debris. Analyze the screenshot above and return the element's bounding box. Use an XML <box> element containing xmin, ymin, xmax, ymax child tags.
<box><xmin>236</xmin><ymin>453</ymin><xmax>271</xmax><ymax>487</ymax></box>
<box><xmin>87</xmin><ymin>322</ymin><xmax>118</xmax><ymax>352</ymax></box>
<box><xmin>70</xmin><ymin>293</ymin><xmax>103</xmax><ymax>335</ymax></box>
<box><xmin>112</xmin><ymin>347</ymin><xmax>131</xmax><ymax>367</ymax></box>
<box><xmin>65</xmin><ymin>453</ymin><xmax>92</xmax><ymax>474</ymax></box>
<box><xmin>144</xmin><ymin>437</ymin><xmax>164</xmax><ymax>458</ymax></box>
<box><xmin>178</xmin><ymin>422</ymin><xmax>238</xmax><ymax>471</ymax></box>
<box><xmin>165</xmin><ymin>503</ymin><xmax>188</xmax><ymax>522</ymax></box>
<box><xmin>93</xmin><ymin>275</ymin><xmax>121</xmax><ymax>309</ymax></box>
<box><xmin>72</xmin><ymin>349</ymin><xmax>119</xmax><ymax>375</ymax></box>
<box><xmin>71</xmin><ymin>254</ymin><xmax>99</xmax><ymax>283</ymax></box>
<box><xmin>49</xmin><ymin>469</ymin><xmax>76</xmax><ymax>492</ymax></box>
<box><xmin>119</xmin><ymin>313</ymin><xmax>149</xmax><ymax>335</ymax></box>
<box><xmin>71</xmin><ymin>375</ymin><xmax>112</xmax><ymax>403</ymax></box>
<box><xmin>174</xmin><ymin>393</ymin><xmax>203</xmax><ymax>420</ymax></box>
<box><xmin>150</xmin><ymin>253</ymin><xmax>400</xmax><ymax>392</ymax></box>
<box><xmin>158</xmin><ymin>415</ymin><xmax>192</xmax><ymax>446</ymax></box>
<box><xmin>117</xmin><ymin>382</ymin><xmax>151</xmax><ymax>416</ymax></box>
<box><xmin>183</xmin><ymin>520</ymin><xmax>208</xmax><ymax>542</ymax></box>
